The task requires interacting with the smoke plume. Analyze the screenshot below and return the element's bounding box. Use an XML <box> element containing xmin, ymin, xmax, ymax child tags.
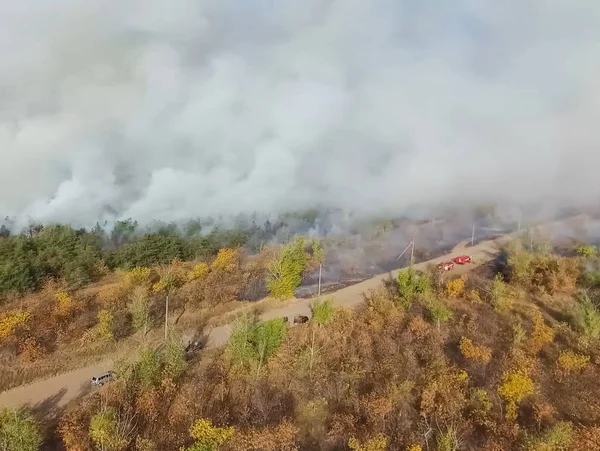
<box><xmin>2</xmin><ymin>0</ymin><xmax>600</xmax><ymax>228</ymax></box>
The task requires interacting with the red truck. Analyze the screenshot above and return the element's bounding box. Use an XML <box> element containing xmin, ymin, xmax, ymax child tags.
<box><xmin>453</xmin><ymin>255</ymin><xmax>472</xmax><ymax>265</ymax></box>
<box><xmin>437</xmin><ymin>261</ymin><xmax>455</xmax><ymax>271</ymax></box>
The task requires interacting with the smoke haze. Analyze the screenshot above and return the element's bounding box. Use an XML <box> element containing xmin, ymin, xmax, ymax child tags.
<box><xmin>2</xmin><ymin>0</ymin><xmax>600</xmax><ymax>228</ymax></box>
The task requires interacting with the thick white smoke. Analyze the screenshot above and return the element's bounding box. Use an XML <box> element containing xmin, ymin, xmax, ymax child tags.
<box><xmin>1</xmin><ymin>0</ymin><xmax>600</xmax><ymax>228</ymax></box>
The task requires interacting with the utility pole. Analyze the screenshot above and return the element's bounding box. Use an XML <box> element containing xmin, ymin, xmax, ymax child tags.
<box><xmin>164</xmin><ymin>293</ymin><xmax>169</xmax><ymax>341</ymax></box>
<box><xmin>471</xmin><ymin>223</ymin><xmax>475</xmax><ymax>247</ymax></box>
<box><xmin>396</xmin><ymin>239</ymin><xmax>415</xmax><ymax>262</ymax></box>
<box><xmin>410</xmin><ymin>237</ymin><xmax>415</xmax><ymax>265</ymax></box>
<box><xmin>517</xmin><ymin>210</ymin><xmax>522</xmax><ymax>232</ymax></box>
<box><xmin>317</xmin><ymin>264</ymin><xmax>322</xmax><ymax>298</ymax></box>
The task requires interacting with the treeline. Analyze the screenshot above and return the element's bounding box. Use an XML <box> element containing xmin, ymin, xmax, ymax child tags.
<box><xmin>0</xmin><ymin>212</ymin><xmax>322</xmax><ymax>296</ymax></box>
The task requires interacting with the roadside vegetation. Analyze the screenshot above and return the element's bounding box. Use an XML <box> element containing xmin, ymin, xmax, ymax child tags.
<box><xmin>20</xmin><ymin>232</ymin><xmax>597</xmax><ymax>450</ymax></box>
<box><xmin>0</xmin><ymin>215</ymin><xmax>324</xmax><ymax>391</ymax></box>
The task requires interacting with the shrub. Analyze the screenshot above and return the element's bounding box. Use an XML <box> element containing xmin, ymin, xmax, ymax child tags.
<box><xmin>182</xmin><ymin>419</ymin><xmax>234</xmax><ymax>451</ymax></box>
<box><xmin>18</xmin><ymin>337</ymin><xmax>44</xmax><ymax>362</ymax></box>
<box><xmin>408</xmin><ymin>316</ymin><xmax>430</xmax><ymax>340</ymax></box>
<box><xmin>266</xmin><ymin>237</ymin><xmax>307</xmax><ymax>299</ymax></box>
<box><xmin>96</xmin><ymin>310</ymin><xmax>114</xmax><ymax>341</ymax></box>
<box><xmin>0</xmin><ymin>408</ymin><xmax>42</xmax><ymax>451</ymax></box>
<box><xmin>89</xmin><ymin>407</ymin><xmax>133</xmax><ymax>451</ymax></box>
<box><xmin>577</xmin><ymin>245</ymin><xmax>597</xmax><ymax>258</ymax></box>
<box><xmin>397</xmin><ymin>266</ymin><xmax>431</xmax><ymax>306</ymax></box>
<box><xmin>53</xmin><ymin>291</ymin><xmax>77</xmax><ymax>319</ymax></box>
<box><xmin>557</xmin><ymin>350</ymin><xmax>590</xmax><ymax>373</ymax></box>
<box><xmin>123</xmin><ymin>266</ymin><xmax>152</xmax><ymax>287</ymax></box>
<box><xmin>310</xmin><ymin>298</ymin><xmax>335</xmax><ymax>325</ymax></box>
<box><xmin>0</xmin><ymin>311</ymin><xmax>31</xmax><ymax>342</ymax></box>
<box><xmin>459</xmin><ymin>337</ymin><xmax>492</xmax><ymax>364</ymax></box>
<box><xmin>187</xmin><ymin>262</ymin><xmax>209</xmax><ymax>281</ymax></box>
<box><xmin>437</xmin><ymin>427</ymin><xmax>461</xmax><ymax>451</ymax></box>
<box><xmin>498</xmin><ymin>371</ymin><xmax>535</xmax><ymax>420</ymax></box>
<box><xmin>467</xmin><ymin>289</ymin><xmax>482</xmax><ymax>304</ymax></box>
<box><xmin>424</xmin><ymin>297</ymin><xmax>453</xmax><ymax>329</ymax></box>
<box><xmin>490</xmin><ymin>274</ymin><xmax>512</xmax><ymax>313</ymax></box>
<box><xmin>524</xmin><ymin>421</ymin><xmax>573</xmax><ymax>451</ymax></box>
<box><xmin>445</xmin><ymin>277</ymin><xmax>466</xmax><ymax>299</ymax></box>
<box><xmin>348</xmin><ymin>434</ymin><xmax>388</xmax><ymax>451</ymax></box>
<box><xmin>528</xmin><ymin>311</ymin><xmax>554</xmax><ymax>354</ymax></box>
<box><xmin>574</xmin><ymin>292</ymin><xmax>600</xmax><ymax>343</ymax></box>
<box><xmin>211</xmin><ymin>248</ymin><xmax>239</xmax><ymax>272</ymax></box>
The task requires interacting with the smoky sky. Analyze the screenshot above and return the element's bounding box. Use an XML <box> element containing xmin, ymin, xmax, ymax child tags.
<box><xmin>1</xmin><ymin>0</ymin><xmax>600</xmax><ymax>228</ymax></box>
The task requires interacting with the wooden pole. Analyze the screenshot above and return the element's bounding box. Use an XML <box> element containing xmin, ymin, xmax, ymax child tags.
<box><xmin>164</xmin><ymin>293</ymin><xmax>169</xmax><ymax>341</ymax></box>
<box><xmin>318</xmin><ymin>264</ymin><xmax>322</xmax><ymax>298</ymax></box>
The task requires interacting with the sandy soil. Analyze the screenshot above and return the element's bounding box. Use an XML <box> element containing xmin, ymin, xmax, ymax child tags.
<box><xmin>0</xmin><ymin>216</ymin><xmax>583</xmax><ymax>411</ymax></box>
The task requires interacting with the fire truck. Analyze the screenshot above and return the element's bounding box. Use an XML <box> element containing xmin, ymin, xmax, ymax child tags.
<box><xmin>437</xmin><ymin>261</ymin><xmax>455</xmax><ymax>271</ymax></box>
<box><xmin>453</xmin><ymin>255</ymin><xmax>472</xmax><ymax>265</ymax></box>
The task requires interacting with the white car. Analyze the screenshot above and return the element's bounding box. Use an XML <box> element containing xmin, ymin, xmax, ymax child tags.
<box><xmin>91</xmin><ymin>371</ymin><xmax>115</xmax><ymax>387</ymax></box>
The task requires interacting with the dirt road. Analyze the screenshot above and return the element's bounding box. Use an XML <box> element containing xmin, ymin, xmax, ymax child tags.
<box><xmin>0</xmin><ymin>216</ymin><xmax>583</xmax><ymax>411</ymax></box>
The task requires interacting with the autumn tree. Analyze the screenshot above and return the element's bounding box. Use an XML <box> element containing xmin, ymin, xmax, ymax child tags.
<box><xmin>227</xmin><ymin>317</ymin><xmax>287</xmax><ymax>377</ymax></box>
<box><xmin>348</xmin><ymin>434</ymin><xmax>388</xmax><ymax>451</ymax></box>
<box><xmin>0</xmin><ymin>310</ymin><xmax>31</xmax><ymax>343</ymax></box>
<box><xmin>266</xmin><ymin>237</ymin><xmax>307</xmax><ymax>299</ymax></box>
<box><xmin>0</xmin><ymin>408</ymin><xmax>42</xmax><ymax>451</ymax></box>
<box><xmin>423</xmin><ymin>297</ymin><xmax>453</xmax><ymax>330</ymax></box>
<box><xmin>96</xmin><ymin>310</ymin><xmax>115</xmax><ymax>341</ymax></box>
<box><xmin>152</xmin><ymin>262</ymin><xmax>186</xmax><ymax>340</ymax></box>
<box><xmin>490</xmin><ymin>274</ymin><xmax>511</xmax><ymax>313</ymax></box>
<box><xmin>89</xmin><ymin>407</ymin><xmax>135</xmax><ymax>451</ymax></box>
<box><xmin>528</xmin><ymin>311</ymin><xmax>554</xmax><ymax>355</ymax></box>
<box><xmin>459</xmin><ymin>337</ymin><xmax>492</xmax><ymax>364</ymax></box>
<box><xmin>128</xmin><ymin>286</ymin><xmax>152</xmax><ymax>335</ymax></box>
<box><xmin>445</xmin><ymin>276</ymin><xmax>466</xmax><ymax>299</ymax></box>
<box><xmin>181</xmin><ymin>419</ymin><xmax>234</xmax><ymax>451</ymax></box>
<box><xmin>397</xmin><ymin>265</ymin><xmax>431</xmax><ymax>307</ymax></box>
<box><xmin>497</xmin><ymin>371</ymin><xmax>535</xmax><ymax>421</ymax></box>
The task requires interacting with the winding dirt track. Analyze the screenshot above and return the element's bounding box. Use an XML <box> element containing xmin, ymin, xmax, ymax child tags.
<box><xmin>0</xmin><ymin>216</ymin><xmax>583</xmax><ymax>411</ymax></box>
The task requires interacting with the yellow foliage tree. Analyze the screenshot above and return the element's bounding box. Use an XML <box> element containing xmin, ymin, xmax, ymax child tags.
<box><xmin>348</xmin><ymin>434</ymin><xmax>388</xmax><ymax>451</ymax></box>
<box><xmin>528</xmin><ymin>311</ymin><xmax>554</xmax><ymax>355</ymax></box>
<box><xmin>497</xmin><ymin>371</ymin><xmax>535</xmax><ymax>421</ymax></box>
<box><xmin>97</xmin><ymin>284</ymin><xmax>128</xmax><ymax>310</ymax></box>
<box><xmin>123</xmin><ymin>267</ymin><xmax>152</xmax><ymax>287</ymax></box>
<box><xmin>467</xmin><ymin>289</ymin><xmax>482</xmax><ymax>304</ymax></box>
<box><xmin>211</xmin><ymin>248</ymin><xmax>239</xmax><ymax>272</ymax></box>
<box><xmin>96</xmin><ymin>310</ymin><xmax>114</xmax><ymax>341</ymax></box>
<box><xmin>53</xmin><ymin>291</ymin><xmax>77</xmax><ymax>319</ymax></box>
<box><xmin>181</xmin><ymin>418</ymin><xmax>235</xmax><ymax>451</ymax></box>
<box><xmin>0</xmin><ymin>311</ymin><xmax>31</xmax><ymax>342</ymax></box>
<box><xmin>557</xmin><ymin>350</ymin><xmax>590</xmax><ymax>374</ymax></box>
<box><xmin>187</xmin><ymin>262</ymin><xmax>209</xmax><ymax>281</ymax></box>
<box><xmin>459</xmin><ymin>337</ymin><xmax>492</xmax><ymax>364</ymax></box>
<box><xmin>445</xmin><ymin>277</ymin><xmax>466</xmax><ymax>298</ymax></box>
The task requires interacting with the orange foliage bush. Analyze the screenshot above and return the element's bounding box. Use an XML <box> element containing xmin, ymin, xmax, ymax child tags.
<box><xmin>96</xmin><ymin>284</ymin><xmax>128</xmax><ymax>310</ymax></box>
<box><xmin>459</xmin><ymin>337</ymin><xmax>492</xmax><ymax>364</ymax></box>
<box><xmin>557</xmin><ymin>350</ymin><xmax>590</xmax><ymax>374</ymax></box>
<box><xmin>18</xmin><ymin>337</ymin><xmax>44</xmax><ymax>362</ymax></box>
<box><xmin>408</xmin><ymin>316</ymin><xmax>430</xmax><ymax>340</ymax></box>
<box><xmin>229</xmin><ymin>421</ymin><xmax>298</xmax><ymax>451</ymax></box>
<box><xmin>211</xmin><ymin>248</ymin><xmax>240</xmax><ymax>272</ymax></box>
<box><xmin>0</xmin><ymin>310</ymin><xmax>31</xmax><ymax>342</ymax></box>
<box><xmin>528</xmin><ymin>311</ymin><xmax>554</xmax><ymax>355</ymax></box>
<box><xmin>445</xmin><ymin>277</ymin><xmax>466</xmax><ymax>298</ymax></box>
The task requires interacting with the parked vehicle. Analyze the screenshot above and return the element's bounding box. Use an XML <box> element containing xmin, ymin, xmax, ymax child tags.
<box><xmin>453</xmin><ymin>255</ymin><xmax>472</xmax><ymax>265</ymax></box>
<box><xmin>91</xmin><ymin>371</ymin><xmax>115</xmax><ymax>387</ymax></box>
<box><xmin>185</xmin><ymin>340</ymin><xmax>203</xmax><ymax>359</ymax></box>
<box><xmin>437</xmin><ymin>261</ymin><xmax>455</xmax><ymax>271</ymax></box>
